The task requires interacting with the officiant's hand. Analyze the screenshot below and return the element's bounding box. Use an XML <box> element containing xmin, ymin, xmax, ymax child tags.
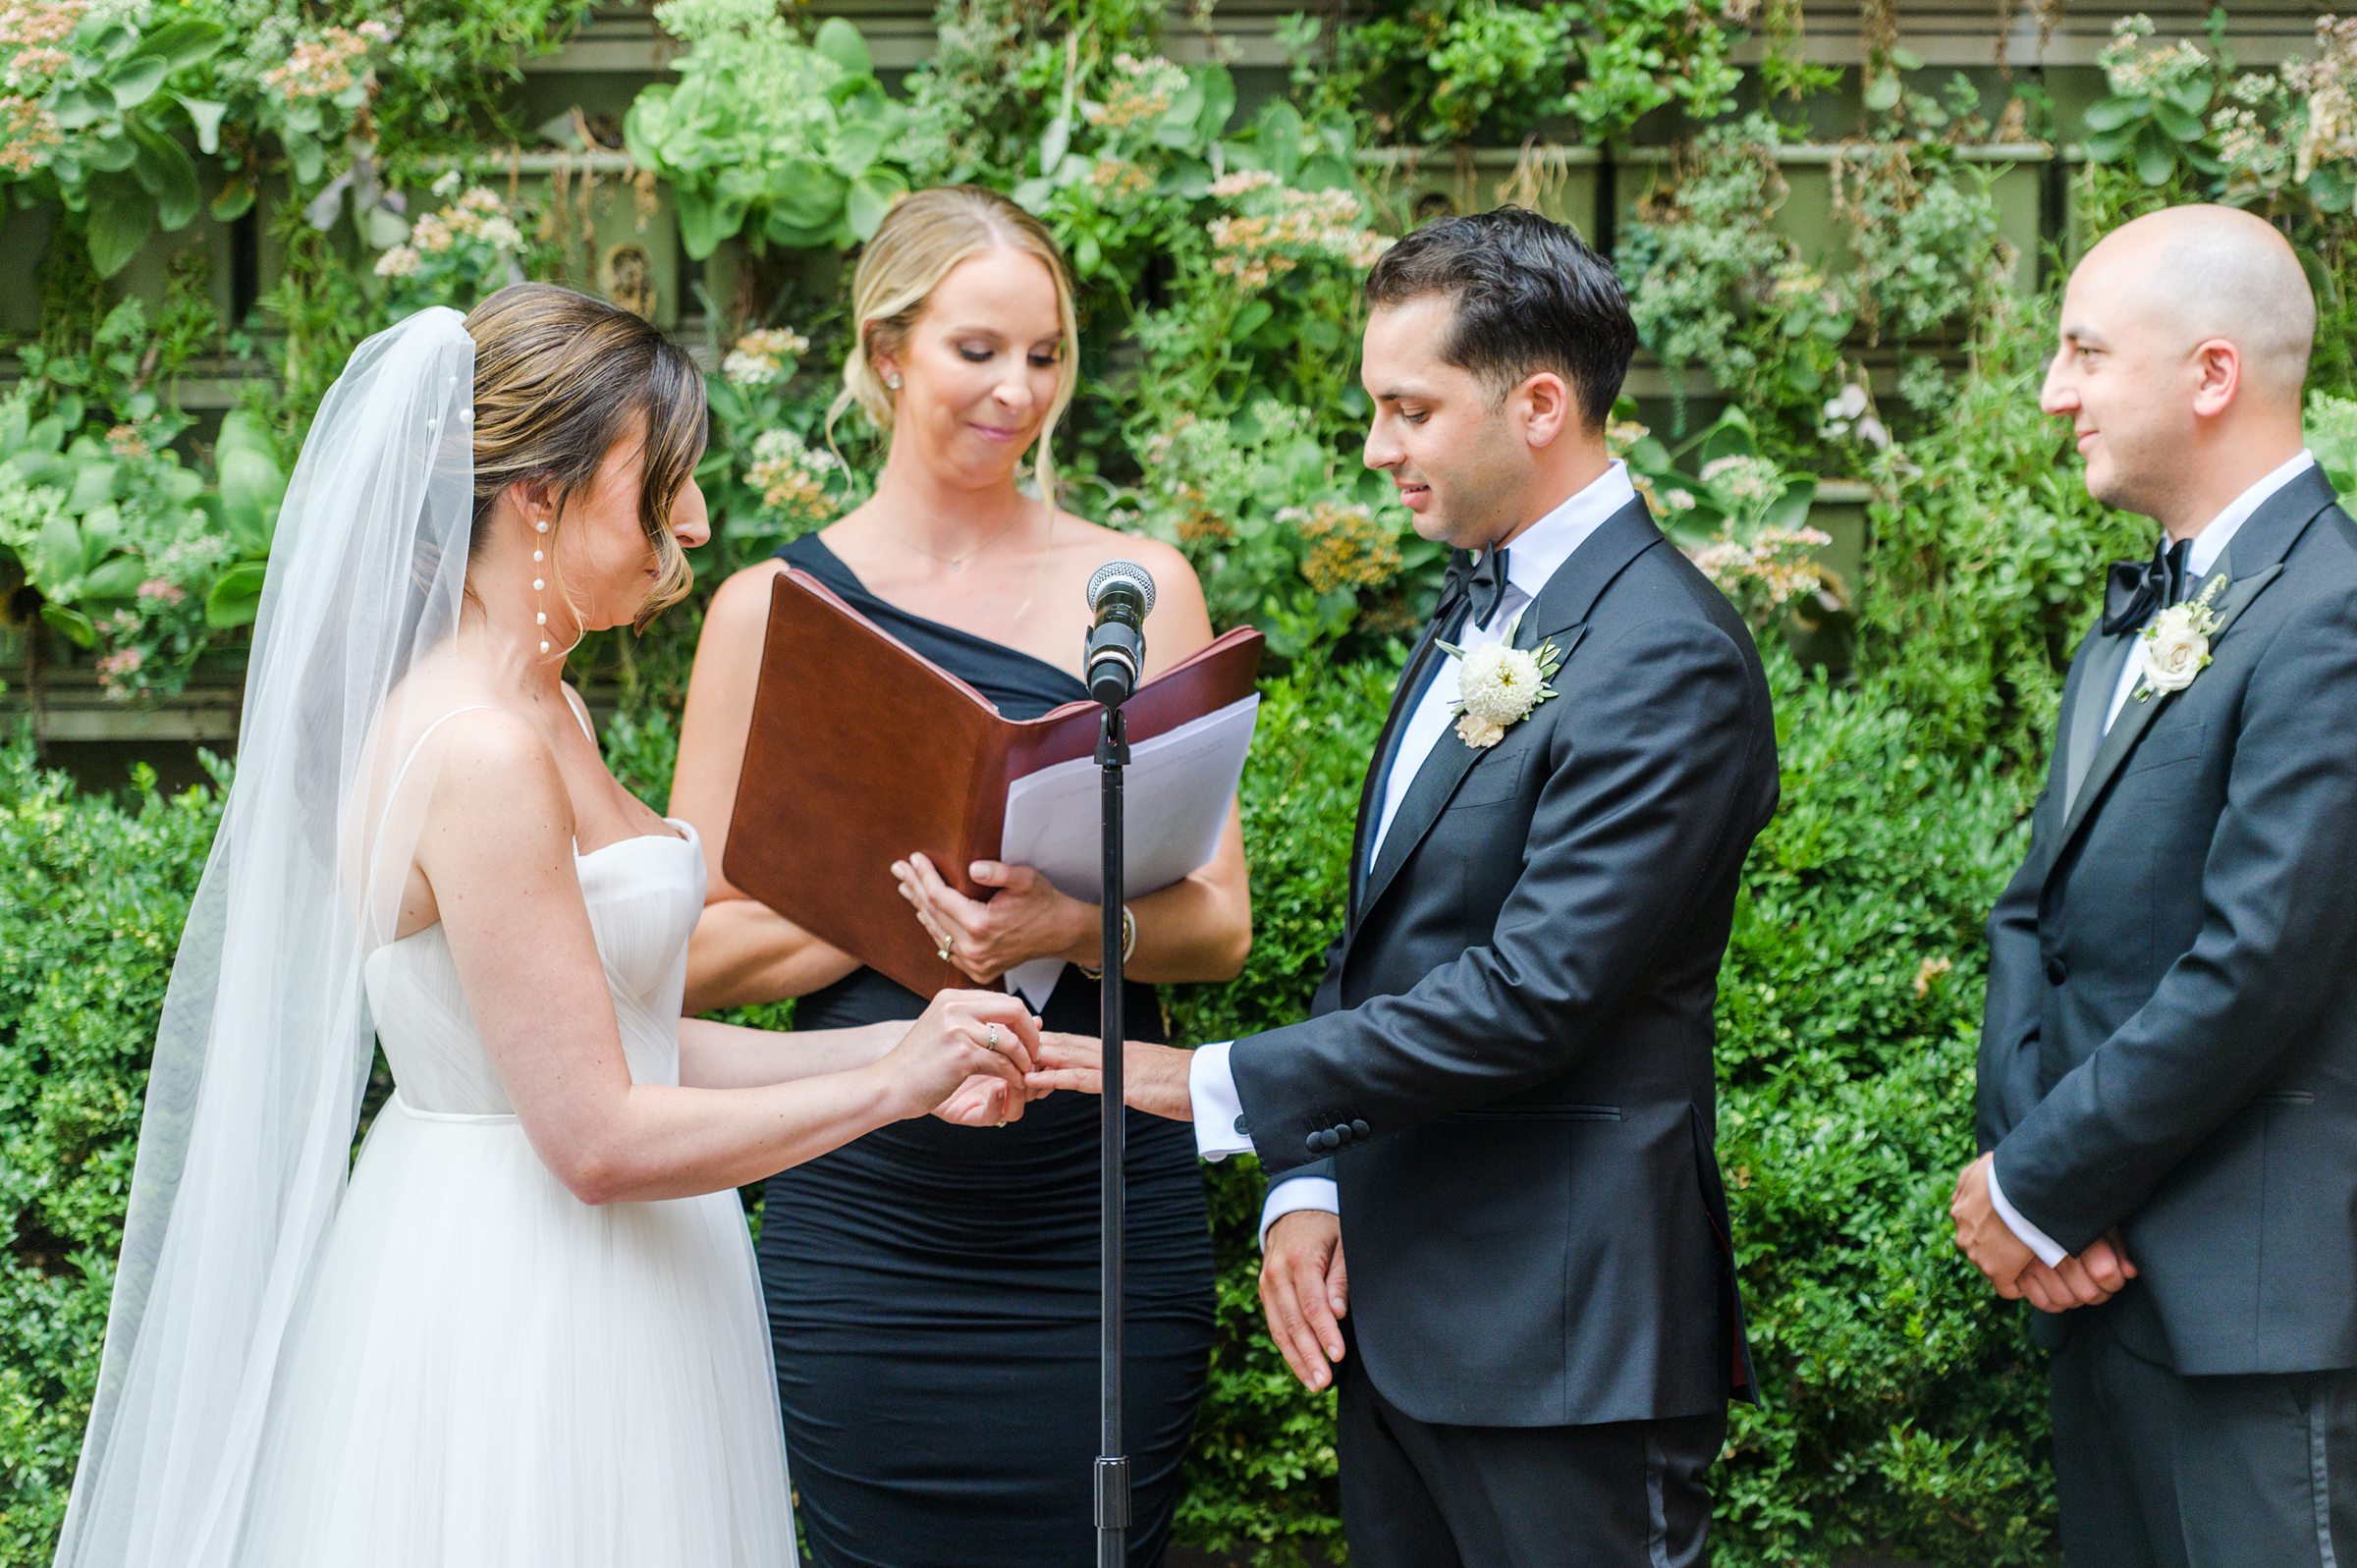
<box><xmin>1024</xmin><ymin>1035</ymin><xmax>1195</xmax><ymax>1121</ymax></box>
<box><xmin>894</xmin><ymin>851</ymin><xmax>1091</xmax><ymax>985</ymax></box>
<box><xmin>1262</xmin><ymin>1211</ymin><xmax>1348</xmax><ymax>1392</ymax></box>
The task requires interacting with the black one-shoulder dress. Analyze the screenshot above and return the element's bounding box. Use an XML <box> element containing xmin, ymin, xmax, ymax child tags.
<box><xmin>757</xmin><ymin>534</ymin><xmax>1217</xmax><ymax>1568</ymax></box>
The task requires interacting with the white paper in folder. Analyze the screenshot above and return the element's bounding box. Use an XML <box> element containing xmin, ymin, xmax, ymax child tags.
<box><xmin>999</xmin><ymin>693</ymin><xmax>1261</xmax><ymax>1010</ymax></box>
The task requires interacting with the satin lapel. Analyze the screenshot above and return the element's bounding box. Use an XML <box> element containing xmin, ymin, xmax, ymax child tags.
<box><xmin>1346</xmin><ymin>601</ymin><xmax>1460</xmax><ymax>920</ymax></box>
<box><xmin>1356</xmin><ymin>612</ymin><xmax>1597</xmax><ymax>925</ymax></box>
<box><xmin>1348</xmin><ymin>498</ymin><xmax>1663</xmax><ymax>932</ymax></box>
<box><xmin>2063</xmin><ymin>630</ymin><xmax>2135</xmax><ymax>816</ymax></box>
<box><xmin>2045</xmin><ymin>564</ymin><xmax>2285</xmax><ymax>880</ymax></box>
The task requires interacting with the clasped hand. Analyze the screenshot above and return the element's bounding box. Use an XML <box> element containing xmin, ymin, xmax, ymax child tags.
<box><xmin>1948</xmin><ymin>1152</ymin><xmax>2138</xmax><ymax>1313</ymax></box>
<box><xmin>895</xmin><ymin>851</ymin><xmax>1088</xmax><ymax>985</ymax></box>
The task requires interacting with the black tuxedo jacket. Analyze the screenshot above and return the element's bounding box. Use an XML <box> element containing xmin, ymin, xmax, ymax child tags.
<box><xmin>1230</xmin><ymin>498</ymin><xmax>1778</xmax><ymax>1429</ymax></box>
<box><xmin>1978</xmin><ymin>464</ymin><xmax>2357</xmax><ymax>1376</ymax></box>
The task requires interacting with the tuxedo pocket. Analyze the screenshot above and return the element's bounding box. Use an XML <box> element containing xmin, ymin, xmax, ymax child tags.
<box><xmin>1452</xmin><ymin>1100</ymin><xmax>1621</xmax><ymax>1122</ymax></box>
<box><xmin>2122</xmin><ymin>719</ymin><xmax>2207</xmax><ymax>776</ymax></box>
<box><xmin>1447</xmin><ymin>752</ymin><xmax>1527</xmax><ymax>811</ymax></box>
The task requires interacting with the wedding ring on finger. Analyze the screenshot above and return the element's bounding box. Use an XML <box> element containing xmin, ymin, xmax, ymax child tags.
<box><xmin>986</xmin><ymin>1022</ymin><xmax>1001</xmax><ymax>1049</ymax></box>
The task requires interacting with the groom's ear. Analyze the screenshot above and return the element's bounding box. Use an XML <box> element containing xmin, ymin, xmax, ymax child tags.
<box><xmin>1515</xmin><ymin>370</ymin><xmax>1574</xmax><ymax>452</ymax></box>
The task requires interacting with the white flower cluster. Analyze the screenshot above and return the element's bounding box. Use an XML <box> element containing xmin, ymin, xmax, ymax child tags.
<box><xmin>1817</xmin><ymin>382</ymin><xmax>1890</xmax><ymax>450</ymax></box>
<box><xmin>745</xmin><ymin>428</ymin><xmax>846</xmax><ymax>527</ymax></box>
<box><xmin>2097</xmin><ymin>15</ymin><xmax>2211</xmax><ymax>99</ymax></box>
<box><xmin>722</xmin><ymin>327</ymin><xmax>811</xmax><ymax>389</ymax></box>
<box><xmin>374</xmin><ymin>186</ymin><xmax>526</xmax><ymax>279</ymax></box>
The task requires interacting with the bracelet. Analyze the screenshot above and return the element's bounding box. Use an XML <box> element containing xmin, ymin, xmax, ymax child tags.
<box><xmin>1079</xmin><ymin>904</ymin><xmax>1138</xmax><ymax>980</ymax></box>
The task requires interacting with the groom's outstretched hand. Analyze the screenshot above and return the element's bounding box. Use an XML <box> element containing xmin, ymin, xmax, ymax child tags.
<box><xmin>1262</xmin><ymin>1211</ymin><xmax>1347</xmax><ymax>1391</ymax></box>
<box><xmin>1026</xmin><ymin>1036</ymin><xmax>1195</xmax><ymax>1121</ymax></box>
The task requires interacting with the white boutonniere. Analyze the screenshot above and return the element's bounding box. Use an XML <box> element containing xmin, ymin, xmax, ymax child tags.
<box><xmin>1441</xmin><ymin>616</ymin><xmax>1565</xmax><ymax>749</ymax></box>
<box><xmin>2134</xmin><ymin>573</ymin><xmax>2227</xmax><ymax>702</ymax></box>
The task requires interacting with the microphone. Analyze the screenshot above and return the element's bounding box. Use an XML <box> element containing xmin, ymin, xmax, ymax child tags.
<box><xmin>1084</xmin><ymin>560</ymin><xmax>1156</xmax><ymax>707</ymax></box>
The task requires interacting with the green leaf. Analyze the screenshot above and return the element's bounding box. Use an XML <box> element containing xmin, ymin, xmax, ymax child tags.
<box><xmin>82</xmin><ymin>183</ymin><xmax>154</xmax><ymax>277</ymax></box>
<box><xmin>129</xmin><ymin>18</ymin><xmax>226</xmax><ymax>73</ymax></box>
<box><xmin>672</xmin><ymin>185</ymin><xmax>744</xmax><ymax>260</ymax></box>
<box><xmin>218</xmin><ymin>447</ymin><xmax>284</xmax><ymax>556</ymax></box>
<box><xmin>104</xmin><ymin>54</ymin><xmax>169</xmax><ymax>110</ymax></box>
<box><xmin>27</xmin><ymin>513</ymin><xmax>83</xmax><ymax>588</ymax></box>
<box><xmin>1890</xmin><ymin>45</ymin><xmax>1925</xmax><ymax>71</ymax></box>
<box><xmin>40</xmin><ymin>603</ymin><xmax>97</xmax><ymax>648</ymax></box>
<box><xmin>846</xmin><ymin>168</ymin><xmax>904</xmax><ymax>242</ymax></box>
<box><xmin>2152</xmin><ymin>100</ymin><xmax>2206</xmax><ymax>142</ymax></box>
<box><xmin>81</xmin><ymin>556</ymin><xmax>146</xmax><ymax>601</ymax></box>
<box><xmin>176</xmin><ymin>94</ymin><xmax>226</xmax><ymax>155</ymax></box>
<box><xmin>205</xmin><ymin>562</ymin><xmax>269</xmax><ymax>628</ymax></box>
<box><xmin>209</xmin><ymin>179</ymin><xmax>255</xmax><ymax>222</ymax></box>
<box><xmin>2081</xmin><ymin>95</ymin><xmax>2146</xmax><ymax>134</ymax></box>
<box><xmin>80</xmin><ymin>129</ymin><xmax>138</xmax><ymax>173</ymax></box>
<box><xmin>812</xmin><ymin>18</ymin><xmax>872</xmax><ymax>79</ymax></box>
<box><xmin>828</xmin><ymin>119</ymin><xmax>888</xmax><ymax>182</ymax></box>
<box><xmin>2134</xmin><ymin>124</ymin><xmax>2179</xmax><ymax>187</ymax></box>
<box><xmin>2165</xmin><ymin>75</ymin><xmax>2213</xmax><ymax>116</ymax></box>
<box><xmin>2081</xmin><ymin>125</ymin><xmax>2134</xmax><ymax>164</ymax></box>
<box><xmin>1863</xmin><ymin>73</ymin><xmax>1901</xmax><ymax>113</ymax></box>
<box><xmin>129</xmin><ymin>121</ymin><xmax>199</xmax><ymax>229</ymax></box>
<box><xmin>50</xmin><ymin>82</ymin><xmax>116</xmax><ymax>132</ymax></box>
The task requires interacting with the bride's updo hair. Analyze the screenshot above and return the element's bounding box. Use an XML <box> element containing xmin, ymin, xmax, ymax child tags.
<box><xmin>463</xmin><ymin>282</ymin><xmax>706</xmax><ymax>633</ymax></box>
<box><xmin>830</xmin><ymin>186</ymin><xmax>1081</xmax><ymax>501</ymax></box>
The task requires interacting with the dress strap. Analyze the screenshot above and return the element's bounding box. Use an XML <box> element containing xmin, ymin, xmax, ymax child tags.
<box><xmin>366</xmin><ymin>704</ymin><xmax>498</xmax><ymax>946</ymax></box>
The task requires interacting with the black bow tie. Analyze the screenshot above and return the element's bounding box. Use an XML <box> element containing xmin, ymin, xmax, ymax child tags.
<box><xmin>2102</xmin><ymin>538</ymin><xmax>2192</xmax><ymax>635</ymax></box>
<box><xmin>1441</xmin><ymin>546</ymin><xmax>1510</xmax><ymax>630</ymax></box>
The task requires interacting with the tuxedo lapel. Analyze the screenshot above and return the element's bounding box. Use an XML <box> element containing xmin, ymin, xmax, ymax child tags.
<box><xmin>2047</xmin><ymin>564</ymin><xmax>2284</xmax><ymax>872</ymax></box>
<box><xmin>2063</xmin><ymin>631</ymin><xmax>2135</xmax><ymax>814</ymax></box>
<box><xmin>2043</xmin><ymin>466</ymin><xmax>2337</xmax><ymax>885</ymax></box>
<box><xmin>1352</xmin><ymin>499</ymin><xmax>1660</xmax><ymax>930</ymax></box>
<box><xmin>1347</xmin><ymin>592</ymin><xmax>1463</xmax><ymax>920</ymax></box>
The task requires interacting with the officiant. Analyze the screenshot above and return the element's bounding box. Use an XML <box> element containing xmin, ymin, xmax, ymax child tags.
<box><xmin>668</xmin><ymin>186</ymin><xmax>1250</xmax><ymax>1568</ymax></box>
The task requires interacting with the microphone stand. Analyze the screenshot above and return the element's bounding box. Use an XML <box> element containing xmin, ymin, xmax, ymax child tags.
<box><xmin>1094</xmin><ymin>698</ymin><xmax>1130</xmax><ymax>1568</ymax></box>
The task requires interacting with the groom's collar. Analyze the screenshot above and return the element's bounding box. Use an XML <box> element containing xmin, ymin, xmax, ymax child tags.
<box><xmin>1486</xmin><ymin>460</ymin><xmax>1638</xmax><ymax>607</ymax></box>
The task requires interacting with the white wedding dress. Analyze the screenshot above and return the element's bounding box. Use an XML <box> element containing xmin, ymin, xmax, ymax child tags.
<box><xmin>236</xmin><ymin>785</ymin><xmax>797</xmax><ymax>1564</ymax></box>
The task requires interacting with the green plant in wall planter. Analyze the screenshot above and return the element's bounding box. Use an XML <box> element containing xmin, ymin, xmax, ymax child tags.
<box><xmin>625</xmin><ymin>1</ymin><xmax>910</xmax><ymax>259</ymax></box>
<box><xmin>0</xmin><ymin>390</ymin><xmax>234</xmax><ymax>696</ymax></box>
<box><xmin>1127</xmin><ymin>397</ymin><xmax>1441</xmax><ymax>662</ymax></box>
<box><xmin>1013</xmin><ymin>52</ymin><xmax>1236</xmax><ymax>287</ymax></box>
<box><xmin>0</xmin><ymin>0</ymin><xmax>228</xmax><ymax>276</ymax></box>
<box><xmin>195</xmin><ymin>406</ymin><xmax>289</xmax><ymax>634</ymax></box>
<box><xmin>2082</xmin><ymin>13</ymin><xmax>2221</xmax><ymax>189</ymax></box>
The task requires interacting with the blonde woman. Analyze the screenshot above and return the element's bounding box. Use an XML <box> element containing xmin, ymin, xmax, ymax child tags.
<box><xmin>52</xmin><ymin>285</ymin><xmax>1042</xmax><ymax>1568</ymax></box>
<box><xmin>672</xmin><ymin>188</ymin><xmax>1250</xmax><ymax>1566</ymax></box>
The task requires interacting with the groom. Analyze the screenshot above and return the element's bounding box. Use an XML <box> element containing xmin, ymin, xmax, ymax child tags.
<box><xmin>1953</xmin><ymin>204</ymin><xmax>2357</xmax><ymax>1566</ymax></box>
<box><xmin>1043</xmin><ymin>208</ymin><xmax>1776</xmax><ymax>1565</ymax></box>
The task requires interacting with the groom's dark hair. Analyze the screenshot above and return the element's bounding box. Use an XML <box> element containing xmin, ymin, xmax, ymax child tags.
<box><xmin>1363</xmin><ymin>206</ymin><xmax>1635</xmax><ymax>434</ymax></box>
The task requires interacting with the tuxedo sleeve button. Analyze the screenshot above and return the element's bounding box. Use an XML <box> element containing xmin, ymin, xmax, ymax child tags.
<box><xmin>2044</xmin><ymin>956</ymin><xmax>2067</xmax><ymax>985</ymax></box>
<box><xmin>1350</xmin><ymin>1119</ymin><xmax>1370</xmax><ymax>1138</ymax></box>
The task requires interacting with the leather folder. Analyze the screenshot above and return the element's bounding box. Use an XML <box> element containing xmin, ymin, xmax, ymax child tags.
<box><xmin>724</xmin><ymin>567</ymin><xmax>1266</xmax><ymax>998</ymax></box>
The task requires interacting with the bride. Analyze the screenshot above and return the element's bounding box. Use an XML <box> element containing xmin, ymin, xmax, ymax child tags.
<box><xmin>52</xmin><ymin>284</ymin><xmax>1047</xmax><ymax>1567</ymax></box>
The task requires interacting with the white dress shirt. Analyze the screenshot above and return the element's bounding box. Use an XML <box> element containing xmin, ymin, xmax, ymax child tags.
<box><xmin>1186</xmin><ymin>463</ymin><xmax>1640</xmax><ymax>1244</ymax></box>
<box><xmin>1990</xmin><ymin>449</ymin><xmax>2318</xmax><ymax>1268</ymax></box>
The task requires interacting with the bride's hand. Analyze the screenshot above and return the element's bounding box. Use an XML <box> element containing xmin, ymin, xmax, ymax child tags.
<box><xmin>929</xmin><ymin>1071</ymin><xmax>1051</xmax><ymax>1128</ymax></box>
<box><xmin>872</xmin><ymin>991</ymin><xmax>1041</xmax><ymax>1122</ymax></box>
<box><xmin>894</xmin><ymin>852</ymin><xmax>1089</xmax><ymax>985</ymax></box>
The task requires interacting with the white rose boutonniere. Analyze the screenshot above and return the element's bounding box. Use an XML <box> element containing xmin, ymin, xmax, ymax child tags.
<box><xmin>2135</xmin><ymin>573</ymin><xmax>2226</xmax><ymax>701</ymax></box>
<box><xmin>1441</xmin><ymin>617</ymin><xmax>1565</xmax><ymax>749</ymax></box>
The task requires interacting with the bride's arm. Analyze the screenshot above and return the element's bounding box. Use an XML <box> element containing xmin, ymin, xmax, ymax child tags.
<box><xmin>418</xmin><ymin>710</ymin><xmax>1035</xmax><ymax>1205</ymax></box>
<box><xmin>671</xmin><ymin>563</ymin><xmax>863</xmax><ymax>1014</ymax></box>
<box><xmin>674</xmin><ymin>1015</ymin><xmax>894</xmax><ymax>1090</ymax></box>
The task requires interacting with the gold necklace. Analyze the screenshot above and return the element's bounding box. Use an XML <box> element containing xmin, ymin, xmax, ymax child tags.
<box><xmin>885</xmin><ymin>504</ymin><xmax>1032</xmax><ymax>571</ymax></box>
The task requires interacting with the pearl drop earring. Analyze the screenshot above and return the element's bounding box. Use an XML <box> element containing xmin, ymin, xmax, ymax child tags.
<box><xmin>533</xmin><ymin>513</ymin><xmax>551</xmax><ymax>655</ymax></box>
<box><xmin>884</xmin><ymin>372</ymin><xmax>902</xmax><ymax>391</ymax></box>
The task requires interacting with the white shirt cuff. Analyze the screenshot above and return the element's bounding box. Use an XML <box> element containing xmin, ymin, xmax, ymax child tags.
<box><xmin>1259</xmin><ymin>1176</ymin><xmax>1340</xmax><ymax>1250</ymax></box>
<box><xmin>1188</xmin><ymin>1040</ymin><xmax>1254</xmax><ymax>1161</ymax></box>
<box><xmin>1988</xmin><ymin>1157</ymin><xmax>2069</xmax><ymax>1268</ymax></box>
